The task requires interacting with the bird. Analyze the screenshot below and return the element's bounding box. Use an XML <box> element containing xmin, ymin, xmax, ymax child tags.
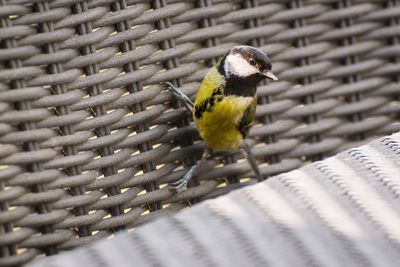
<box><xmin>166</xmin><ymin>45</ymin><xmax>278</xmax><ymax>191</ymax></box>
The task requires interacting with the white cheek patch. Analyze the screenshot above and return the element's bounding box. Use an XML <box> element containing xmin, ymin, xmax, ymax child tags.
<box><xmin>225</xmin><ymin>54</ymin><xmax>259</xmax><ymax>77</ymax></box>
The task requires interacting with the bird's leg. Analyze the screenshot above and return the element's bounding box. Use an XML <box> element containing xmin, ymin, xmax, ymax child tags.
<box><xmin>168</xmin><ymin>149</ymin><xmax>212</xmax><ymax>191</ymax></box>
<box><xmin>241</xmin><ymin>141</ymin><xmax>263</xmax><ymax>181</ymax></box>
<box><xmin>164</xmin><ymin>82</ymin><xmax>194</xmax><ymax>114</ymax></box>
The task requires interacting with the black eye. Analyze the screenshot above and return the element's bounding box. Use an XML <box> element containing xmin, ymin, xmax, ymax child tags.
<box><xmin>249</xmin><ymin>59</ymin><xmax>256</xmax><ymax>66</ymax></box>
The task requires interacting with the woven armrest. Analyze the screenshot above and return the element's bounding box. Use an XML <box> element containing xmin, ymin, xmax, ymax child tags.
<box><xmin>29</xmin><ymin>132</ymin><xmax>400</xmax><ymax>267</ymax></box>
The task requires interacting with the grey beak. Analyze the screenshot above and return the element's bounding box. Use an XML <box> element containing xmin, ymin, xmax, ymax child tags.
<box><xmin>263</xmin><ymin>70</ymin><xmax>278</xmax><ymax>81</ymax></box>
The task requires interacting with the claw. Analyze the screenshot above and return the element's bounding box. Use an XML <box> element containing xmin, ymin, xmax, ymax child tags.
<box><xmin>168</xmin><ymin>180</ymin><xmax>188</xmax><ymax>192</ymax></box>
<box><xmin>168</xmin><ymin>149</ymin><xmax>212</xmax><ymax>192</ymax></box>
<box><xmin>168</xmin><ymin>165</ymin><xmax>196</xmax><ymax>192</ymax></box>
<box><xmin>164</xmin><ymin>82</ymin><xmax>194</xmax><ymax>113</ymax></box>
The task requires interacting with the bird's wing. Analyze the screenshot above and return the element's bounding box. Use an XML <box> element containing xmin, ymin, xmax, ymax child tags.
<box><xmin>237</xmin><ymin>97</ymin><xmax>257</xmax><ymax>138</ymax></box>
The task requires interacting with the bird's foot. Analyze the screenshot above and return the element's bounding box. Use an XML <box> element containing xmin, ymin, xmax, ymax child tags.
<box><xmin>164</xmin><ymin>82</ymin><xmax>194</xmax><ymax>113</ymax></box>
<box><xmin>241</xmin><ymin>141</ymin><xmax>263</xmax><ymax>181</ymax></box>
<box><xmin>168</xmin><ymin>165</ymin><xmax>196</xmax><ymax>192</ymax></box>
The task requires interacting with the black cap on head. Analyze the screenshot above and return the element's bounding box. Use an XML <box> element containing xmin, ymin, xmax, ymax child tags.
<box><xmin>230</xmin><ymin>46</ymin><xmax>272</xmax><ymax>72</ymax></box>
<box><xmin>222</xmin><ymin>45</ymin><xmax>278</xmax><ymax>81</ymax></box>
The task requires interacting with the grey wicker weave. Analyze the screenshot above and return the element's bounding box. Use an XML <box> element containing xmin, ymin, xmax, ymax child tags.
<box><xmin>0</xmin><ymin>0</ymin><xmax>399</xmax><ymax>266</ymax></box>
<box><xmin>28</xmin><ymin>132</ymin><xmax>400</xmax><ymax>267</ymax></box>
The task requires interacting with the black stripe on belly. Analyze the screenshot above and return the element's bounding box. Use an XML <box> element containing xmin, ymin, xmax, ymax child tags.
<box><xmin>194</xmin><ymin>86</ymin><xmax>223</xmax><ymax>119</ymax></box>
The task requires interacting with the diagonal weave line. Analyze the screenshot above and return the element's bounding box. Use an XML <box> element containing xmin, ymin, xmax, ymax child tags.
<box><xmin>28</xmin><ymin>132</ymin><xmax>400</xmax><ymax>267</ymax></box>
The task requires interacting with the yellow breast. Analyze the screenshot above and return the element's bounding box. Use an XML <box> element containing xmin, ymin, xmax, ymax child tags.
<box><xmin>194</xmin><ymin>95</ymin><xmax>254</xmax><ymax>152</ymax></box>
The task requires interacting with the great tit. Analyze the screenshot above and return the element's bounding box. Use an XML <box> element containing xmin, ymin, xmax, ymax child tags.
<box><xmin>167</xmin><ymin>45</ymin><xmax>278</xmax><ymax>191</ymax></box>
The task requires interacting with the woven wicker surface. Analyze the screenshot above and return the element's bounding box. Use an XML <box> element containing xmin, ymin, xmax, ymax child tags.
<box><xmin>1</xmin><ymin>0</ymin><xmax>400</xmax><ymax>266</ymax></box>
<box><xmin>28</xmin><ymin>132</ymin><xmax>400</xmax><ymax>267</ymax></box>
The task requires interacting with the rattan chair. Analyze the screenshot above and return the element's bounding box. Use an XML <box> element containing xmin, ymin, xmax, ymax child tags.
<box><xmin>28</xmin><ymin>132</ymin><xmax>400</xmax><ymax>267</ymax></box>
<box><xmin>1</xmin><ymin>0</ymin><xmax>399</xmax><ymax>266</ymax></box>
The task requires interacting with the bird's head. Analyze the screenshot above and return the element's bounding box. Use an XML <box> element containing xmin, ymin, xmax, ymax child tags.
<box><xmin>221</xmin><ymin>45</ymin><xmax>278</xmax><ymax>82</ymax></box>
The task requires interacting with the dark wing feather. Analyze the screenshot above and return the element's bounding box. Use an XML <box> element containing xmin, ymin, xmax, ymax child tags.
<box><xmin>238</xmin><ymin>97</ymin><xmax>257</xmax><ymax>138</ymax></box>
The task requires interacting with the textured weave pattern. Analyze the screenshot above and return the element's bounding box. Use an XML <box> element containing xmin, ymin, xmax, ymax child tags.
<box><xmin>28</xmin><ymin>132</ymin><xmax>400</xmax><ymax>267</ymax></box>
<box><xmin>1</xmin><ymin>0</ymin><xmax>400</xmax><ymax>266</ymax></box>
